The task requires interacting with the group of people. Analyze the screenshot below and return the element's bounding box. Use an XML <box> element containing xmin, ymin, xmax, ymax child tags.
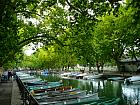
<box><xmin>2</xmin><ymin>70</ymin><xmax>13</xmax><ymax>81</ymax></box>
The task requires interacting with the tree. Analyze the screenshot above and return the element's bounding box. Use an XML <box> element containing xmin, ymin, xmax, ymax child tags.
<box><xmin>0</xmin><ymin>0</ymin><xmax>64</xmax><ymax>67</ymax></box>
<box><xmin>93</xmin><ymin>6</ymin><xmax>140</xmax><ymax>71</ymax></box>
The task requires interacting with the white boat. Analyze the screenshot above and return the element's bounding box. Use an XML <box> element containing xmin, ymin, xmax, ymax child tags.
<box><xmin>124</xmin><ymin>76</ymin><xmax>140</xmax><ymax>85</ymax></box>
<box><xmin>108</xmin><ymin>77</ymin><xmax>124</xmax><ymax>81</ymax></box>
<box><xmin>75</xmin><ymin>73</ymin><xmax>87</xmax><ymax>79</ymax></box>
<box><xmin>83</xmin><ymin>74</ymin><xmax>103</xmax><ymax>80</ymax></box>
<box><xmin>60</xmin><ymin>72</ymin><xmax>72</xmax><ymax>79</ymax></box>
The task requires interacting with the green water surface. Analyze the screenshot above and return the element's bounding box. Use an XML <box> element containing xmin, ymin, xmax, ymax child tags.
<box><xmin>40</xmin><ymin>74</ymin><xmax>140</xmax><ymax>105</ymax></box>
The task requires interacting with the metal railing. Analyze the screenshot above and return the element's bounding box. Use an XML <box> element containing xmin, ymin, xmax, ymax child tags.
<box><xmin>16</xmin><ymin>75</ymin><xmax>39</xmax><ymax>105</ymax></box>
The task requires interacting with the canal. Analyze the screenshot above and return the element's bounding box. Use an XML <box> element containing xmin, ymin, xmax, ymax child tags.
<box><xmin>41</xmin><ymin>75</ymin><xmax>140</xmax><ymax>105</ymax></box>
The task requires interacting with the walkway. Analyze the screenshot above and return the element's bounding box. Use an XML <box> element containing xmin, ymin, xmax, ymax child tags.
<box><xmin>0</xmin><ymin>81</ymin><xmax>12</xmax><ymax>105</ymax></box>
<box><xmin>0</xmin><ymin>79</ymin><xmax>22</xmax><ymax>105</ymax></box>
<box><xmin>11</xmin><ymin>79</ymin><xmax>22</xmax><ymax>105</ymax></box>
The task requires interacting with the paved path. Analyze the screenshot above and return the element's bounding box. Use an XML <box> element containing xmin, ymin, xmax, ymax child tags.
<box><xmin>0</xmin><ymin>79</ymin><xmax>22</xmax><ymax>105</ymax></box>
<box><xmin>0</xmin><ymin>81</ymin><xmax>12</xmax><ymax>105</ymax></box>
<box><xmin>11</xmin><ymin>80</ymin><xmax>22</xmax><ymax>105</ymax></box>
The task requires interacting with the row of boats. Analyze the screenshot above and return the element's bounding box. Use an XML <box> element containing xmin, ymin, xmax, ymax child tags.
<box><xmin>60</xmin><ymin>72</ymin><xmax>103</xmax><ymax>80</ymax></box>
<box><xmin>16</xmin><ymin>72</ymin><xmax>120</xmax><ymax>105</ymax></box>
<box><xmin>60</xmin><ymin>72</ymin><xmax>140</xmax><ymax>86</ymax></box>
<box><xmin>60</xmin><ymin>72</ymin><xmax>126</xmax><ymax>82</ymax></box>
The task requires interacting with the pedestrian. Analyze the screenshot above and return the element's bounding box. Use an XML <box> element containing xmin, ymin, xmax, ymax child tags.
<box><xmin>3</xmin><ymin>71</ymin><xmax>8</xmax><ymax>81</ymax></box>
<box><xmin>8</xmin><ymin>70</ymin><xmax>12</xmax><ymax>80</ymax></box>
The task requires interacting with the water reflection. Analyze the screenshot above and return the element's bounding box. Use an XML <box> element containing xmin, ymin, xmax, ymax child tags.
<box><xmin>122</xmin><ymin>84</ymin><xmax>140</xmax><ymax>105</ymax></box>
<box><xmin>44</xmin><ymin>75</ymin><xmax>140</xmax><ymax>105</ymax></box>
<box><xmin>63</xmin><ymin>79</ymin><xmax>122</xmax><ymax>96</ymax></box>
<box><xmin>62</xmin><ymin>79</ymin><xmax>125</xmax><ymax>104</ymax></box>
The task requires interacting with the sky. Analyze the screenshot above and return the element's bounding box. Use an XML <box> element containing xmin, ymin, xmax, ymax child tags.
<box><xmin>23</xmin><ymin>42</ymin><xmax>43</xmax><ymax>56</ymax></box>
<box><xmin>24</xmin><ymin>49</ymin><xmax>35</xmax><ymax>56</ymax></box>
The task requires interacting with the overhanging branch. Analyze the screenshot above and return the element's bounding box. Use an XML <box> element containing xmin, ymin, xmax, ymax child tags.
<box><xmin>18</xmin><ymin>33</ymin><xmax>64</xmax><ymax>48</ymax></box>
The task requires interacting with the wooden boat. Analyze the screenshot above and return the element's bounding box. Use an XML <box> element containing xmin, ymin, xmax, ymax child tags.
<box><xmin>20</xmin><ymin>76</ymin><xmax>35</xmax><ymax>80</ymax></box>
<box><xmin>83</xmin><ymin>74</ymin><xmax>103</xmax><ymax>80</ymax></box>
<box><xmin>16</xmin><ymin>72</ymin><xmax>99</xmax><ymax>105</ymax></box>
<box><xmin>108</xmin><ymin>77</ymin><xmax>124</xmax><ymax>81</ymax></box>
<box><xmin>38</xmin><ymin>93</ymin><xmax>99</xmax><ymax>105</ymax></box>
<box><xmin>75</xmin><ymin>73</ymin><xmax>87</xmax><ymax>79</ymax></box>
<box><xmin>27</xmin><ymin>82</ymin><xmax>61</xmax><ymax>87</ymax></box>
<box><xmin>28</xmin><ymin>83</ymin><xmax>63</xmax><ymax>92</ymax></box>
<box><xmin>24</xmin><ymin>81</ymin><xmax>47</xmax><ymax>86</ymax></box>
<box><xmin>33</xmin><ymin>88</ymin><xmax>79</xmax><ymax>97</ymax></box>
<box><xmin>47</xmin><ymin>85</ymin><xmax>73</xmax><ymax>92</ymax></box>
<box><xmin>30</xmin><ymin>86</ymin><xmax>73</xmax><ymax>94</ymax></box>
<box><xmin>25</xmin><ymin>80</ymin><xmax>57</xmax><ymax>86</ymax></box>
<box><xmin>60</xmin><ymin>72</ymin><xmax>72</xmax><ymax>79</ymax></box>
<box><xmin>91</xmin><ymin>74</ymin><xmax>103</xmax><ymax>79</ymax></box>
<box><xmin>36</xmin><ymin>90</ymin><xmax>86</xmax><ymax>101</ymax></box>
<box><xmin>29</xmin><ymin>85</ymin><xmax>73</xmax><ymax>94</ymax></box>
<box><xmin>28</xmin><ymin>82</ymin><xmax>62</xmax><ymax>90</ymax></box>
<box><xmin>16</xmin><ymin>72</ymin><xmax>30</xmax><ymax>77</ymax></box>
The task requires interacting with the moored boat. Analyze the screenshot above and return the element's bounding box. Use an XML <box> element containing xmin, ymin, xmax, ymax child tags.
<box><xmin>83</xmin><ymin>74</ymin><xmax>103</xmax><ymax>80</ymax></box>
<box><xmin>60</xmin><ymin>72</ymin><xmax>72</xmax><ymax>79</ymax></box>
<box><xmin>24</xmin><ymin>81</ymin><xmax>47</xmax><ymax>86</ymax></box>
<box><xmin>29</xmin><ymin>85</ymin><xmax>73</xmax><ymax>94</ymax></box>
<box><xmin>124</xmin><ymin>76</ymin><xmax>140</xmax><ymax>85</ymax></box>
<box><xmin>35</xmin><ymin>90</ymin><xmax>86</xmax><ymax>101</ymax></box>
<box><xmin>16</xmin><ymin>71</ymin><xmax>101</xmax><ymax>105</ymax></box>
<box><xmin>28</xmin><ymin>83</ymin><xmax>63</xmax><ymax>92</ymax></box>
<box><xmin>38</xmin><ymin>93</ymin><xmax>99</xmax><ymax>105</ymax></box>
<box><xmin>33</xmin><ymin>88</ymin><xmax>80</xmax><ymax>97</ymax></box>
<box><xmin>108</xmin><ymin>77</ymin><xmax>124</xmax><ymax>81</ymax></box>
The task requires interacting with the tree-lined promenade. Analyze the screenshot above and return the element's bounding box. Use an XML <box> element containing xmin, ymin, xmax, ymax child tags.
<box><xmin>0</xmin><ymin>0</ymin><xmax>140</xmax><ymax>73</ymax></box>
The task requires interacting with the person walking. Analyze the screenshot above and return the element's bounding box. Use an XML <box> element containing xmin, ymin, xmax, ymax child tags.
<box><xmin>8</xmin><ymin>70</ymin><xmax>12</xmax><ymax>80</ymax></box>
<box><xmin>1</xmin><ymin>71</ymin><xmax>8</xmax><ymax>82</ymax></box>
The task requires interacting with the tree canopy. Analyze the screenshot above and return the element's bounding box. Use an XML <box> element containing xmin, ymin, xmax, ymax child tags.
<box><xmin>1</xmin><ymin>0</ymin><xmax>140</xmax><ymax>72</ymax></box>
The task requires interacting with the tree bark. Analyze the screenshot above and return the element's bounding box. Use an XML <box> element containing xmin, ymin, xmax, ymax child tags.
<box><xmin>96</xmin><ymin>61</ymin><xmax>100</xmax><ymax>73</ymax></box>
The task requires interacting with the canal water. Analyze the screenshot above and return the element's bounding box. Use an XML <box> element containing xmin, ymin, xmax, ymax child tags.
<box><xmin>63</xmin><ymin>79</ymin><xmax>140</xmax><ymax>105</ymax></box>
<box><xmin>41</xmin><ymin>75</ymin><xmax>140</xmax><ymax>105</ymax></box>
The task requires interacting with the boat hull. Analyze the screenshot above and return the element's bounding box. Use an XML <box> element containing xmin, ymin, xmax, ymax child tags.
<box><xmin>38</xmin><ymin>93</ymin><xmax>99</xmax><ymax>105</ymax></box>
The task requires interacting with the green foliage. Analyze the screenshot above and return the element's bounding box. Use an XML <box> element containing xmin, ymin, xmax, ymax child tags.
<box><xmin>93</xmin><ymin>5</ymin><xmax>140</xmax><ymax>65</ymax></box>
<box><xmin>0</xmin><ymin>0</ymin><xmax>62</xmax><ymax>67</ymax></box>
<box><xmin>1</xmin><ymin>0</ymin><xmax>140</xmax><ymax>72</ymax></box>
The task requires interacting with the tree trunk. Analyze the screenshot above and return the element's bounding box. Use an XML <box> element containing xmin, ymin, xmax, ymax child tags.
<box><xmin>115</xmin><ymin>60</ymin><xmax>121</xmax><ymax>71</ymax></box>
<box><xmin>89</xmin><ymin>63</ymin><xmax>92</xmax><ymax>73</ymax></box>
<box><xmin>115</xmin><ymin>59</ymin><xmax>124</xmax><ymax>77</ymax></box>
<box><xmin>68</xmin><ymin>65</ymin><xmax>70</xmax><ymax>71</ymax></box>
<box><xmin>131</xmin><ymin>47</ymin><xmax>139</xmax><ymax>67</ymax></box>
<box><xmin>96</xmin><ymin>61</ymin><xmax>100</xmax><ymax>73</ymax></box>
<box><xmin>100</xmin><ymin>62</ymin><xmax>104</xmax><ymax>73</ymax></box>
<box><xmin>62</xmin><ymin>66</ymin><xmax>64</xmax><ymax>71</ymax></box>
<box><xmin>0</xmin><ymin>67</ymin><xmax>4</xmax><ymax>76</ymax></box>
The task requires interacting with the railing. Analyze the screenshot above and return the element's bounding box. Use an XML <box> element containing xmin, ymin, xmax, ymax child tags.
<box><xmin>16</xmin><ymin>75</ymin><xmax>39</xmax><ymax>105</ymax></box>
